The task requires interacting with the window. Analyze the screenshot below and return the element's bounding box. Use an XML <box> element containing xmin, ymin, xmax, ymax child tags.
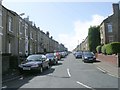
<box><xmin>0</xmin><ymin>15</ymin><xmax>2</xmax><ymax>35</ymax></box>
<box><xmin>8</xmin><ymin>16</ymin><xmax>13</xmax><ymax>32</ymax></box>
<box><xmin>108</xmin><ymin>35</ymin><xmax>114</xmax><ymax>43</ymax></box>
<box><xmin>30</xmin><ymin>45</ymin><xmax>32</xmax><ymax>54</ymax></box>
<box><xmin>30</xmin><ymin>31</ymin><xmax>33</xmax><ymax>39</ymax></box>
<box><xmin>19</xmin><ymin>39</ymin><xmax>22</xmax><ymax>54</ymax></box>
<box><xmin>19</xmin><ymin>19</ymin><xmax>22</xmax><ymax>34</ymax></box>
<box><xmin>0</xmin><ymin>11</ymin><xmax>2</xmax><ymax>27</ymax></box>
<box><xmin>25</xmin><ymin>24</ymin><xmax>28</xmax><ymax>37</ymax></box>
<box><xmin>8</xmin><ymin>40</ymin><xmax>11</xmax><ymax>53</ymax></box>
<box><xmin>107</xmin><ymin>23</ymin><xmax>112</xmax><ymax>33</ymax></box>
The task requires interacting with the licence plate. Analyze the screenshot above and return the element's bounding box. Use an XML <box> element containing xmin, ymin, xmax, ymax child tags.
<box><xmin>89</xmin><ymin>58</ymin><xmax>93</xmax><ymax>60</ymax></box>
<box><xmin>23</xmin><ymin>67</ymin><xmax>31</xmax><ymax>70</ymax></box>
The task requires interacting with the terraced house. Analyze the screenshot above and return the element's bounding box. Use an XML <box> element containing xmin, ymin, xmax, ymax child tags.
<box><xmin>2</xmin><ymin>5</ymin><xmax>67</xmax><ymax>73</ymax></box>
<box><xmin>100</xmin><ymin>3</ymin><xmax>120</xmax><ymax>45</ymax></box>
<box><xmin>75</xmin><ymin>3</ymin><xmax>120</xmax><ymax>52</ymax></box>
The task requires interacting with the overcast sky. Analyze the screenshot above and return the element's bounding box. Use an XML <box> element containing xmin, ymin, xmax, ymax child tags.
<box><xmin>2</xmin><ymin>0</ymin><xmax>118</xmax><ymax>51</ymax></box>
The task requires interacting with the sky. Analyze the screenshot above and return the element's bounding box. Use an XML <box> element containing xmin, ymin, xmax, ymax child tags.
<box><xmin>2</xmin><ymin>0</ymin><xmax>119</xmax><ymax>51</ymax></box>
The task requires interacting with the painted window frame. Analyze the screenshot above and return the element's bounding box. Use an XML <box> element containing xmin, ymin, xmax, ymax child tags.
<box><xmin>8</xmin><ymin>16</ymin><xmax>13</xmax><ymax>32</ymax></box>
<box><xmin>107</xmin><ymin>23</ymin><xmax>113</xmax><ymax>33</ymax></box>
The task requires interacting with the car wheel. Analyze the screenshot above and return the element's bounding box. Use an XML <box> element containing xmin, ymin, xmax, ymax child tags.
<box><xmin>40</xmin><ymin>67</ymin><xmax>43</xmax><ymax>73</ymax></box>
<box><xmin>54</xmin><ymin>60</ymin><xmax>56</xmax><ymax>65</ymax></box>
<box><xmin>56</xmin><ymin>61</ymin><xmax>58</xmax><ymax>64</ymax></box>
<box><xmin>19</xmin><ymin>68</ymin><xmax>23</xmax><ymax>74</ymax></box>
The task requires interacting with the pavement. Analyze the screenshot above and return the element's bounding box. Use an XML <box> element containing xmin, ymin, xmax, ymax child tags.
<box><xmin>94</xmin><ymin>59</ymin><xmax>120</xmax><ymax>78</ymax></box>
<box><xmin>2</xmin><ymin>69</ymin><xmax>22</xmax><ymax>83</ymax></box>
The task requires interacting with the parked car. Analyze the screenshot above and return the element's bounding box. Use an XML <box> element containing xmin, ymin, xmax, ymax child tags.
<box><xmin>60</xmin><ymin>51</ymin><xmax>66</xmax><ymax>58</ymax></box>
<box><xmin>82</xmin><ymin>51</ymin><xmax>96</xmax><ymax>63</ymax></box>
<box><xmin>75</xmin><ymin>51</ymin><xmax>82</xmax><ymax>59</ymax></box>
<box><xmin>18</xmin><ymin>54</ymin><xmax>49</xmax><ymax>73</ymax></box>
<box><xmin>46</xmin><ymin>53</ymin><xmax>58</xmax><ymax>65</ymax></box>
<box><xmin>73</xmin><ymin>51</ymin><xmax>77</xmax><ymax>56</ymax></box>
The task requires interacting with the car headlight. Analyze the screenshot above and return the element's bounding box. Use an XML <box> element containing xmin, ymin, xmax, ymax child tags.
<box><xmin>18</xmin><ymin>65</ymin><xmax>22</xmax><ymax>68</ymax></box>
<box><xmin>31</xmin><ymin>64</ymin><xmax>39</xmax><ymax>67</ymax></box>
<box><xmin>84</xmin><ymin>57</ymin><xmax>88</xmax><ymax>59</ymax></box>
<box><xmin>46</xmin><ymin>59</ymin><xmax>49</xmax><ymax>61</ymax></box>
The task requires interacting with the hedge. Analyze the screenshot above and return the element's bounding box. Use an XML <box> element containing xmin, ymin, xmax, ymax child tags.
<box><xmin>96</xmin><ymin>45</ymin><xmax>102</xmax><ymax>53</ymax></box>
<box><xmin>106</xmin><ymin>44</ymin><xmax>112</xmax><ymax>55</ymax></box>
<box><xmin>101</xmin><ymin>45</ymin><xmax>107</xmax><ymax>54</ymax></box>
<box><xmin>106</xmin><ymin>42</ymin><xmax>120</xmax><ymax>55</ymax></box>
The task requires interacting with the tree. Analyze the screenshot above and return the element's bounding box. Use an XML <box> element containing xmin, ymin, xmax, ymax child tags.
<box><xmin>88</xmin><ymin>26</ymin><xmax>101</xmax><ymax>52</ymax></box>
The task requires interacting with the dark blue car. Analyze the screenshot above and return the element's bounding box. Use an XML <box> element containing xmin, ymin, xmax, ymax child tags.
<box><xmin>82</xmin><ymin>51</ymin><xmax>96</xmax><ymax>63</ymax></box>
<box><xmin>18</xmin><ymin>54</ymin><xmax>50</xmax><ymax>73</ymax></box>
<box><xmin>75</xmin><ymin>52</ymin><xmax>82</xmax><ymax>59</ymax></box>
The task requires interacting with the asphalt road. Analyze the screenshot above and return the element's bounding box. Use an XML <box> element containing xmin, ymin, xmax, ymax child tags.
<box><xmin>2</xmin><ymin>54</ymin><xmax>118</xmax><ymax>89</ymax></box>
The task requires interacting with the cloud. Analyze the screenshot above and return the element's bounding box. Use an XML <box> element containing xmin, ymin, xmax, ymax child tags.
<box><xmin>58</xmin><ymin>14</ymin><xmax>106</xmax><ymax>51</ymax></box>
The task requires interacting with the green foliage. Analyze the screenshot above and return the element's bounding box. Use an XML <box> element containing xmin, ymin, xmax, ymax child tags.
<box><xmin>96</xmin><ymin>45</ymin><xmax>102</xmax><ymax>53</ymax></box>
<box><xmin>88</xmin><ymin>26</ymin><xmax>101</xmax><ymax>52</ymax></box>
<box><xmin>106</xmin><ymin>44</ymin><xmax>112</xmax><ymax>55</ymax></box>
<box><xmin>101</xmin><ymin>45</ymin><xmax>106</xmax><ymax>54</ymax></box>
<box><xmin>106</xmin><ymin>42</ymin><xmax>120</xmax><ymax>54</ymax></box>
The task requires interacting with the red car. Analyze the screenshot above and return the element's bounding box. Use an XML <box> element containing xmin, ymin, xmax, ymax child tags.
<box><xmin>54</xmin><ymin>52</ymin><xmax>61</xmax><ymax>60</ymax></box>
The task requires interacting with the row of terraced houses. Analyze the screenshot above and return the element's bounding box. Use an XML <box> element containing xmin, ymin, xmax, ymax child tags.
<box><xmin>74</xmin><ymin>3</ymin><xmax>120</xmax><ymax>51</ymax></box>
<box><xmin>1</xmin><ymin>5</ymin><xmax>67</xmax><ymax>72</ymax></box>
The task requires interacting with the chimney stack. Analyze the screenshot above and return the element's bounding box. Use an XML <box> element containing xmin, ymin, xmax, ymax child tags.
<box><xmin>113</xmin><ymin>3</ymin><xmax>119</xmax><ymax>15</ymax></box>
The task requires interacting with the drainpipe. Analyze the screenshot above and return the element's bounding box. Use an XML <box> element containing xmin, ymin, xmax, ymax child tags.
<box><xmin>0</xmin><ymin>0</ymin><xmax>2</xmax><ymax>89</ymax></box>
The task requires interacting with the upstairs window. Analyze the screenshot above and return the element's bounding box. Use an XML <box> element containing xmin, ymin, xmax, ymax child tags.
<box><xmin>25</xmin><ymin>24</ymin><xmax>28</xmax><ymax>37</ymax></box>
<box><xmin>8</xmin><ymin>16</ymin><xmax>13</xmax><ymax>32</ymax></box>
<box><xmin>8</xmin><ymin>40</ymin><xmax>11</xmax><ymax>53</ymax></box>
<box><xmin>107</xmin><ymin>23</ymin><xmax>112</xmax><ymax>33</ymax></box>
<box><xmin>19</xmin><ymin>19</ymin><xmax>22</xmax><ymax>34</ymax></box>
<box><xmin>30</xmin><ymin>31</ymin><xmax>33</xmax><ymax>39</ymax></box>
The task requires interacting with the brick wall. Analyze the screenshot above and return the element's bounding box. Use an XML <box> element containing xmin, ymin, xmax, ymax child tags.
<box><xmin>97</xmin><ymin>54</ymin><xmax>118</xmax><ymax>66</ymax></box>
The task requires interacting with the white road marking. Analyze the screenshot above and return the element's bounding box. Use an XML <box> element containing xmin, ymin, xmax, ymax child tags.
<box><xmin>108</xmin><ymin>73</ymin><xmax>118</xmax><ymax>78</ymax></box>
<box><xmin>76</xmin><ymin>81</ymin><xmax>95</xmax><ymax>90</ymax></box>
<box><xmin>67</xmin><ymin>68</ymin><xmax>71</xmax><ymax>77</ymax></box>
<box><xmin>97</xmin><ymin>67</ymin><xmax>118</xmax><ymax>78</ymax></box>
<box><xmin>97</xmin><ymin>67</ymin><xmax>107</xmax><ymax>73</ymax></box>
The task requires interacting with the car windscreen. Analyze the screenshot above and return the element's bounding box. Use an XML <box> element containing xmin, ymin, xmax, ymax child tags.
<box><xmin>46</xmin><ymin>54</ymin><xmax>54</xmax><ymax>58</ymax></box>
<box><xmin>83</xmin><ymin>52</ymin><xmax>94</xmax><ymax>56</ymax></box>
<box><xmin>76</xmin><ymin>52</ymin><xmax>82</xmax><ymax>54</ymax></box>
<box><xmin>27</xmin><ymin>55</ymin><xmax>42</xmax><ymax>61</ymax></box>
